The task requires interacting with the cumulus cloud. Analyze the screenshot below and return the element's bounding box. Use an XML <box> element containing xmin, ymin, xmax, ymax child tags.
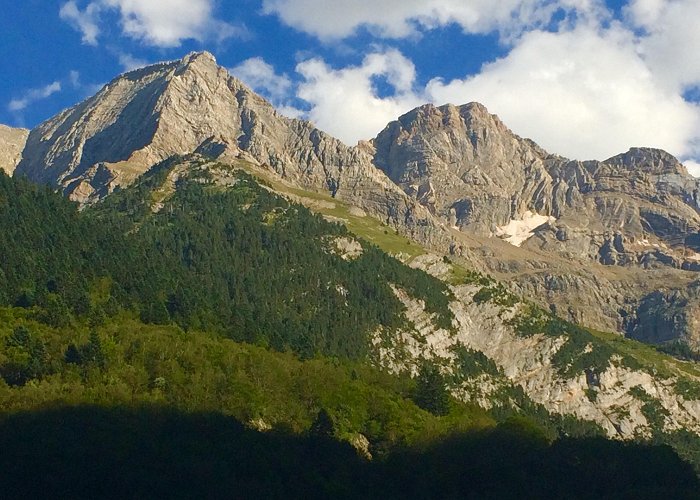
<box><xmin>625</xmin><ymin>0</ymin><xmax>700</xmax><ymax>94</ymax></box>
<box><xmin>262</xmin><ymin>0</ymin><xmax>605</xmax><ymax>41</ymax></box>
<box><xmin>426</xmin><ymin>26</ymin><xmax>700</xmax><ymax>161</ymax></box>
<box><xmin>277</xmin><ymin>1</ymin><xmax>700</xmax><ymax>165</ymax></box>
<box><xmin>229</xmin><ymin>58</ymin><xmax>305</xmax><ymax>119</ymax></box>
<box><xmin>59</xmin><ymin>0</ymin><xmax>101</xmax><ymax>45</ymax></box>
<box><xmin>291</xmin><ymin>26</ymin><xmax>700</xmax><ymax>163</ymax></box>
<box><xmin>295</xmin><ymin>50</ymin><xmax>424</xmax><ymax>144</ymax></box>
<box><xmin>59</xmin><ymin>0</ymin><xmax>244</xmax><ymax>47</ymax></box>
<box><xmin>8</xmin><ymin>82</ymin><xmax>62</xmax><ymax>112</ymax></box>
<box><xmin>230</xmin><ymin>57</ymin><xmax>293</xmax><ymax>102</ymax></box>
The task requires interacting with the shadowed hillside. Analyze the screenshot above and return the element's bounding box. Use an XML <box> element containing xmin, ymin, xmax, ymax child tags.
<box><xmin>0</xmin><ymin>406</ymin><xmax>697</xmax><ymax>499</ymax></box>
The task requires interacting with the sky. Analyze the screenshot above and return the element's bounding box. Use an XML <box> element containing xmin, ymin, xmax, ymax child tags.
<box><xmin>2</xmin><ymin>0</ymin><xmax>700</xmax><ymax>174</ymax></box>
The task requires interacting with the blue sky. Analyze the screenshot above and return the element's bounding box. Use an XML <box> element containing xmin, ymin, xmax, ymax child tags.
<box><xmin>2</xmin><ymin>0</ymin><xmax>700</xmax><ymax>172</ymax></box>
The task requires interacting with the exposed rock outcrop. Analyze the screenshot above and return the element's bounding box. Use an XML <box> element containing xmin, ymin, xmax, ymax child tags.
<box><xmin>376</xmin><ymin>254</ymin><xmax>700</xmax><ymax>439</ymax></box>
<box><xmin>372</xmin><ymin>103</ymin><xmax>700</xmax><ymax>350</ymax></box>
<box><xmin>16</xmin><ymin>52</ymin><xmax>446</xmax><ymax>246</ymax></box>
<box><xmin>13</xmin><ymin>51</ymin><xmax>700</xmax><ymax>351</ymax></box>
<box><xmin>373</xmin><ymin>103</ymin><xmax>555</xmax><ymax>234</ymax></box>
<box><xmin>0</xmin><ymin>125</ymin><xmax>29</xmax><ymax>175</ymax></box>
<box><xmin>372</xmin><ymin>103</ymin><xmax>700</xmax><ymax>268</ymax></box>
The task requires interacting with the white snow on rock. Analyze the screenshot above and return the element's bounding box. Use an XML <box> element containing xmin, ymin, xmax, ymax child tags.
<box><xmin>495</xmin><ymin>211</ymin><xmax>555</xmax><ymax>247</ymax></box>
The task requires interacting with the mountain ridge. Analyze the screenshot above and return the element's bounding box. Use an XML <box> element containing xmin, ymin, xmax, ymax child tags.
<box><xmin>6</xmin><ymin>50</ymin><xmax>700</xmax><ymax>352</ymax></box>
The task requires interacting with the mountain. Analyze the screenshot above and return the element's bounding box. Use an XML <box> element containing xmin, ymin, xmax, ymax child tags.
<box><xmin>372</xmin><ymin>103</ymin><xmax>700</xmax><ymax>351</ymax></box>
<box><xmin>2</xmin><ymin>51</ymin><xmax>700</xmax><ymax>487</ymax></box>
<box><xmin>15</xmin><ymin>52</ymin><xmax>443</xmax><ymax>246</ymax></box>
<box><xmin>374</xmin><ymin>102</ymin><xmax>700</xmax><ymax>267</ymax></box>
<box><xmin>366</xmin><ymin>102</ymin><xmax>700</xmax><ymax>353</ymax></box>
<box><xmin>2</xmin><ymin>155</ymin><xmax>699</xmax><ymax>453</ymax></box>
<box><xmin>13</xmin><ymin>52</ymin><xmax>700</xmax><ymax>354</ymax></box>
<box><xmin>0</xmin><ymin>125</ymin><xmax>28</xmax><ymax>175</ymax></box>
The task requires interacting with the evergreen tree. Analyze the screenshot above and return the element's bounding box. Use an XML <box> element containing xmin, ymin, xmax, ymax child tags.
<box><xmin>310</xmin><ymin>409</ymin><xmax>336</xmax><ymax>438</ymax></box>
<box><xmin>414</xmin><ymin>364</ymin><xmax>450</xmax><ymax>416</ymax></box>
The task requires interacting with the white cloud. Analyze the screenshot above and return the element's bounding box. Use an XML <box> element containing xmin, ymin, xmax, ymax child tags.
<box><xmin>683</xmin><ymin>160</ymin><xmax>700</xmax><ymax>178</ymax></box>
<box><xmin>624</xmin><ymin>0</ymin><xmax>665</xmax><ymax>27</ymax></box>
<box><xmin>59</xmin><ymin>1</ymin><xmax>101</xmax><ymax>45</ymax></box>
<box><xmin>229</xmin><ymin>58</ymin><xmax>304</xmax><ymax>119</ymax></box>
<box><xmin>230</xmin><ymin>57</ymin><xmax>293</xmax><ymax>101</ymax></box>
<box><xmin>116</xmin><ymin>52</ymin><xmax>148</xmax><ymax>71</ymax></box>
<box><xmin>60</xmin><ymin>0</ymin><xmax>243</xmax><ymax>47</ymax></box>
<box><xmin>291</xmin><ymin>22</ymin><xmax>700</xmax><ymax>162</ymax></box>
<box><xmin>261</xmin><ymin>0</ymin><xmax>606</xmax><ymax>41</ymax></box>
<box><xmin>69</xmin><ymin>70</ymin><xmax>81</xmax><ymax>88</ymax></box>
<box><xmin>626</xmin><ymin>0</ymin><xmax>700</xmax><ymax>94</ymax></box>
<box><xmin>426</xmin><ymin>26</ymin><xmax>700</xmax><ymax>161</ymax></box>
<box><xmin>295</xmin><ymin>50</ymin><xmax>423</xmax><ymax>144</ymax></box>
<box><xmin>8</xmin><ymin>82</ymin><xmax>62</xmax><ymax>112</ymax></box>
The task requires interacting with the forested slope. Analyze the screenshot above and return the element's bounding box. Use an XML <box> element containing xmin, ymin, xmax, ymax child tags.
<box><xmin>1</xmin><ymin>161</ymin><xmax>699</xmax><ymax>496</ymax></box>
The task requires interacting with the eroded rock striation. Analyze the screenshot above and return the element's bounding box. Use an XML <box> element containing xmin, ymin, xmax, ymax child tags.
<box><xmin>376</xmin><ymin>254</ymin><xmax>700</xmax><ymax>440</ymax></box>
<box><xmin>16</xmin><ymin>52</ymin><xmax>444</xmax><ymax>245</ymax></box>
<box><xmin>372</xmin><ymin>103</ymin><xmax>700</xmax><ymax>350</ymax></box>
<box><xmin>372</xmin><ymin>103</ymin><xmax>700</xmax><ymax>269</ymax></box>
<box><xmin>13</xmin><ymin>51</ymin><xmax>700</xmax><ymax>351</ymax></box>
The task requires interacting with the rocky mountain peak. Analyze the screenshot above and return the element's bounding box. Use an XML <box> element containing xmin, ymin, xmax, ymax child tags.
<box><xmin>14</xmin><ymin>51</ymin><xmax>271</xmax><ymax>202</ymax></box>
<box><xmin>11</xmin><ymin>51</ymin><xmax>700</xmax><ymax>352</ymax></box>
<box><xmin>372</xmin><ymin>101</ymin><xmax>553</xmax><ymax>232</ymax></box>
<box><xmin>605</xmin><ymin>147</ymin><xmax>688</xmax><ymax>175</ymax></box>
<box><xmin>180</xmin><ymin>50</ymin><xmax>218</xmax><ymax>67</ymax></box>
<box><xmin>12</xmin><ymin>52</ymin><xmax>443</xmax><ymax>247</ymax></box>
<box><xmin>389</xmin><ymin>102</ymin><xmax>513</xmax><ymax>149</ymax></box>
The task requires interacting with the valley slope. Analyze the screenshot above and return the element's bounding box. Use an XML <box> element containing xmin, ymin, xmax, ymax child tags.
<box><xmin>13</xmin><ymin>52</ymin><xmax>700</xmax><ymax>352</ymax></box>
<box><xmin>2</xmin><ymin>51</ymin><xmax>700</xmax><ymax>474</ymax></box>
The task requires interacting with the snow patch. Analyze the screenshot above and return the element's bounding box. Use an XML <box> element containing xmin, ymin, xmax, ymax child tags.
<box><xmin>495</xmin><ymin>211</ymin><xmax>555</xmax><ymax>247</ymax></box>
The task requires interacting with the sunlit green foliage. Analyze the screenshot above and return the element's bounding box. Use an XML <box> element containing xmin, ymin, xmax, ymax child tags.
<box><xmin>0</xmin><ymin>168</ymin><xmax>453</xmax><ymax>360</ymax></box>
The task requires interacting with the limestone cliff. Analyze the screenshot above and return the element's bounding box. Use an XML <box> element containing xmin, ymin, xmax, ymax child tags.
<box><xmin>373</xmin><ymin>103</ymin><xmax>700</xmax><ymax>269</ymax></box>
<box><xmin>0</xmin><ymin>125</ymin><xmax>29</xmax><ymax>175</ymax></box>
<box><xmin>16</xmin><ymin>52</ymin><xmax>444</xmax><ymax>245</ymax></box>
<box><xmin>372</xmin><ymin>103</ymin><xmax>700</xmax><ymax>350</ymax></box>
<box><xmin>375</xmin><ymin>254</ymin><xmax>700</xmax><ymax>440</ymax></box>
<box><xmin>373</xmin><ymin>103</ymin><xmax>555</xmax><ymax>233</ymax></box>
<box><xmin>14</xmin><ymin>51</ymin><xmax>700</xmax><ymax>352</ymax></box>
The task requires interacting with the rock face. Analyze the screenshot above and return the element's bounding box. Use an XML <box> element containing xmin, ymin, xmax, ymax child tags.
<box><xmin>16</xmin><ymin>52</ymin><xmax>444</xmax><ymax>245</ymax></box>
<box><xmin>377</xmin><ymin>254</ymin><xmax>700</xmax><ymax>440</ymax></box>
<box><xmin>373</xmin><ymin>103</ymin><xmax>700</xmax><ymax>267</ymax></box>
<box><xmin>372</xmin><ymin>103</ymin><xmax>700</xmax><ymax>350</ymax></box>
<box><xmin>8</xmin><ymin>52</ymin><xmax>700</xmax><ymax>438</ymax></box>
<box><xmin>631</xmin><ymin>282</ymin><xmax>700</xmax><ymax>352</ymax></box>
<box><xmin>13</xmin><ymin>51</ymin><xmax>700</xmax><ymax>352</ymax></box>
<box><xmin>373</xmin><ymin>103</ymin><xmax>555</xmax><ymax>234</ymax></box>
<box><xmin>0</xmin><ymin>125</ymin><xmax>29</xmax><ymax>175</ymax></box>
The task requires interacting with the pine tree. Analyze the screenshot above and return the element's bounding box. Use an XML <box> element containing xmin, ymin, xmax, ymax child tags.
<box><xmin>414</xmin><ymin>364</ymin><xmax>450</xmax><ymax>416</ymax></box>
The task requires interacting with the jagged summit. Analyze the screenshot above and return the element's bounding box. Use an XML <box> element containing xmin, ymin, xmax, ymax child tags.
<box><xmin>373</xmin><ymin>100</ymin><xmax>555</xmax><ymax>232</ymax></box>
<box><xmin>15</xmin><ymin>50</ymin><xmax>259</xmax><ymax>202</ymax></box>
<box><xmin>605</xmin><ymin>147</ymin><xmax>689</xmax><ymax>175</ymax></box>
<box><xmin>182</xmin><ymin>50</ymin><xmax>217</xmax><ymax>64</ymax></box>
<box><xmin>14</xmin><ymin>51</ymin><xmax>442</xmax><ymax>246</ymax></box>
<box><xmin>10</xmin><ymin>51</ymin><xmax>700</xmax><ymax>350</ymax></box>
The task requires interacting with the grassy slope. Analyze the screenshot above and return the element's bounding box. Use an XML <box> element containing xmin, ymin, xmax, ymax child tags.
<box><xmin>234</xmin><ymin>160</ymin><xmax>425</xmax><ymax>261</ymax></box>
